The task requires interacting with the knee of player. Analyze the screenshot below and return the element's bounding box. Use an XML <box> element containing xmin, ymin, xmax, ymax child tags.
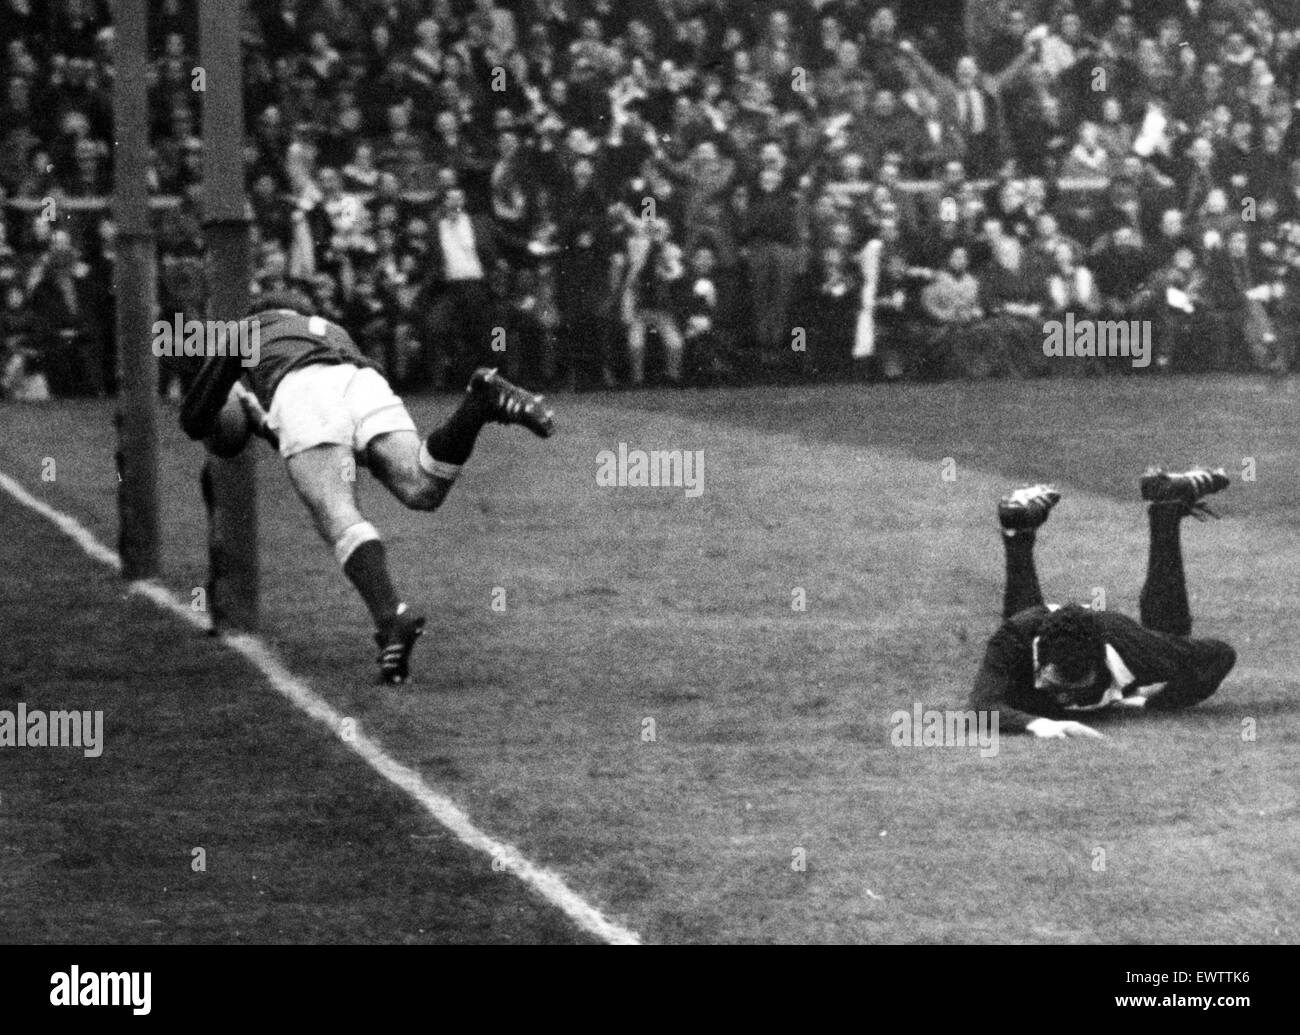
<box><xmin>404</xmin><ymin>480</ymin><xmax>447</xmax><ymax>512</ymax></box>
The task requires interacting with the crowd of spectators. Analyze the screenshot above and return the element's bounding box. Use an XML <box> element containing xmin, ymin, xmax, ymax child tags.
<box><xmin>4</xmin><ymin>0</ymin><xmax>1300</xmax><ymax>400</ymax></box>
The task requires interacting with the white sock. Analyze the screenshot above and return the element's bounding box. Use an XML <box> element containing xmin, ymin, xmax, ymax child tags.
<box><xmin>333</xmin><ymin>521</ymin><xmax>380</xmax><ymax>568</ymax></box>
<box><xmin>418</xmin><ymin>441</ymin><xmax>461</xmax><ymax>482</ymax></box>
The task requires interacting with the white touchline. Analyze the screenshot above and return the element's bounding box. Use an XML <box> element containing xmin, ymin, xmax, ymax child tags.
<box><xmin>0</xmin><ymin>470</ymin><xmax>641</xmax><ymax>946</ymax></box>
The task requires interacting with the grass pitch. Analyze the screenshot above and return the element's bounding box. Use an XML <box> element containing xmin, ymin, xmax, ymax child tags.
<box><xmin>1</xmin><ymin>374</ymin><xmax>1296</xmax><ymax>943</ymax></box>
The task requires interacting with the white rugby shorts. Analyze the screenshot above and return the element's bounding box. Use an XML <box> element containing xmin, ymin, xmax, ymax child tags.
<box><xmin>266</xmin><ymin>363</ymin><xmax>416</xmax><ymax>458</ymax></box>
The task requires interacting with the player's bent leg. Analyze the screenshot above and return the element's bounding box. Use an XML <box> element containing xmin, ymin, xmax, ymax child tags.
<box><xmin>285</xmin><ymin>444</ymin><xmax>400</xmax><ymax>624</ymax></box>
<box><xmin>1137</xmin><ymin>467</ymin><xmax>1230</xmax><ymax>636</ymax></box>
<box><xmin>1001</xmin><ymin>531</ymin><xmax>1043</xmax><ymax>620</ymax></box>
<box><xmin>997</xmin><ymin>485</ymin><xmax>1060</xmax><ymax>620</ymax></box>
<box><xmin>1138</xmin><ymin>502</ymin><xmax>1193</xmax><ymax>636</ymax></box>
<box><xmin>368</xmin><ymin>367</ymin><xmax>555</xmax><ymax>514</ymax></box>
<box><xmin>366</xmin><ymin>429</ymin><xmax>453</xmax><ymax>512</ymax></box>
<box><xmin>285</xmin><ymin>444</ymin><xmax>369</xmax><ymax>544</ymax></box>
<box><xmin>285</xmin><ymin>444</ymin><xmax>424</xmax><ymax>684</ymax></box>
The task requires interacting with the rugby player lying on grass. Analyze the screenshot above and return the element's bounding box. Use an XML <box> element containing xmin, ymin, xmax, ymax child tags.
<box><xmin>181</xmin><ymin>288</ymin><xmax>554</xmax><ymax>686</ymax></box>
<box><xmin>971</xmin><ymin>469</ymin><xmax>1237</xmax><ymax>739</ymax></box>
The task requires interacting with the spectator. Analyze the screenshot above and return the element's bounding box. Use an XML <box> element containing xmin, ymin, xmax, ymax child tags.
<box><xmin>557</xmin><ymin>156</ymin><xmax>615</xmax><ymax>390</ymax></box>
<box><xmin>904</xmin><ymin>49</ymin><xmax>1002</xmax><ymax>176</ymax></box>
<box><xmin>920</xmin><ymin>245</ymin><xmax>985</xmax><ymax>378</ymax></box>
<box><xmin>1062</xmin><ymin>121</ymin><xmax>1114</xmax><ymax>180</ymax></box>
<box><xmin>1093</xmin><ymin>226</ymin><xmax>1155</xmax><ymax>318</ymax></box>
<box><xmin>804</xmin><ymin>242</ymin><xmax>861</xmax><ymax>379</ymax></box>
<box><xmin>0</xmin><ymin>277</ymin><xmax>43</xmax><ymax>400</ymax></box>
<box><xmin>1046</xmin><ymin>241</ymin><xmax>1099</xmax><ymax>318</ymax></box>
<box><xmin>1139</xmin><ymin>244</ymin><xmax>1209</xmax><ymax>371</ymax></box>
<box><xmin>620</xmin><ymin>216</ymin><xmax>685</xmax><ymax>385</ymax></box>
<box><xmin>378</xmin><ymin>102</ymin><xmax>435</xmax><ymax>193</ymax></box>
<box><xmin>421</xmin><ymin>186</ymin><xmax>513</xmax><ymax>388</ymax></box>
<box><xmin>739</xmin><ymin>165</ymin><xmax>802</xmax><ymax>365</ymax></box>
<box><xmin>28</xmin><ymin>229</ymin><xmax>101</xmax><ymax>396</ymax></box>
<box><xmin>681</xmin><ymin>241</ymin><xmax>738</xmax><ymax>385</ymax></box>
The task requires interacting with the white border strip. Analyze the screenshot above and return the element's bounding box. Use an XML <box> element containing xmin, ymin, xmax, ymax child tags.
<box><xmin>0</xmin><ymin>470</ymin><xmax>641</xmax><ymax>946</ymax></box>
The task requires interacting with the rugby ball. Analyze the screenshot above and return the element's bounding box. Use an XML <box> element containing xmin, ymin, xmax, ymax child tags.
<box><xmin>204</xmin><ymin>393</ymin><xmax>252</xmax><ymax>459</ymax></box>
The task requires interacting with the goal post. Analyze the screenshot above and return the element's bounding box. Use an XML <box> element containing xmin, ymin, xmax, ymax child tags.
<box><xmin>112</xmin><ymin>0</ymin><xmax>160</xmax><ymax>580</ymax></box>
<box><xmin>198</xmin><ymin>0</ymin><xmax>258</xmax><ymax>632</ymax></box>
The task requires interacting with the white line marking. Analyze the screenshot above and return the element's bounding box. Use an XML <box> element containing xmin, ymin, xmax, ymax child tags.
<box><xmin>0</xmin><ymin>470</ymin><xmax>641</xmax><ymax>946</ymax></box>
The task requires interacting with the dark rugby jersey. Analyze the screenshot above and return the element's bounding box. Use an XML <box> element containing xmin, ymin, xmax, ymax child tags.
<box><xmin>970</xmin><ymin>604</ymin><xmax>1236</xmax><ymax>730</ymax></box>
<box><xmin>243</xmin><ymin>309</ymin><xmax>382</xmax><ymax>409</ymax></box>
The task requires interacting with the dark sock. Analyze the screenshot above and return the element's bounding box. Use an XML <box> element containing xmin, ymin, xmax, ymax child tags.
<box><xmin>343</xmin><ymin>539</ymin><xmax>402</xmax><ymax>631</ymax></box>
<box><xmin>1001</xmin><ymin>528</ymin><xmax>1045</xmax><ymax>620</ymax></box>
<box><xmin>1140</xmin><ymin>503</ymin><xmax>1191</xmax><ymax>636</ymax></box>
<box><xmin>424</xmin><ymin>393</ymin><xmax>489</xmax><ymax>467</ymax></box>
